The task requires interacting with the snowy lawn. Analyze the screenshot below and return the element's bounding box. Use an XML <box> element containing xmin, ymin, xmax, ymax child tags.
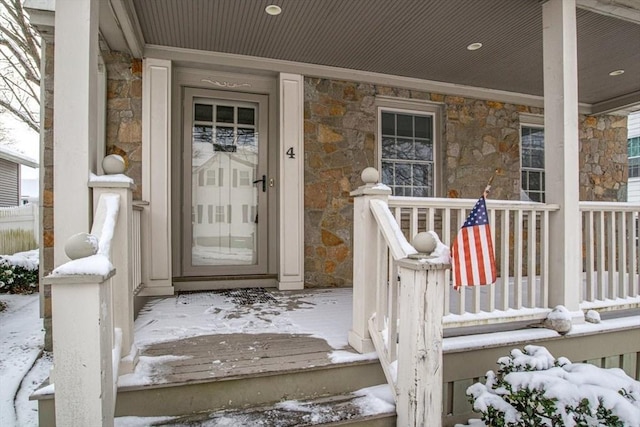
<box><xmin>0</xmin><ymin>293</ymin><xmax>50</xmax><ymax>427</ymax></box>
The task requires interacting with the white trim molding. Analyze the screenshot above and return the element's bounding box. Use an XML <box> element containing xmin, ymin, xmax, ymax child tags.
<box><xmin>278</xmin><ymin>73</ymin><xmax>305</xmax><ymax>290</ymax></box>
<box><xmin>140</xmin><ymin>57</ymin><xmax>174</xmax><ymax>295</ymax></box>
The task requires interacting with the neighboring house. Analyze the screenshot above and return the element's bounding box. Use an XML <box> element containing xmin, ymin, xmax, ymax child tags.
<box><xmin>24</xmin><ymin>0</ymin><xmax>639</xmax><ymax>425</ymax></box>
<box><xmin>628</xmin><ymin>112</ymin><xmax>640</xmax><ymax>203</ymax></box>
<box><xmin>0</xmin><ymin>146</ymin><xmax>38</xmax><ymax>207</ymax></box>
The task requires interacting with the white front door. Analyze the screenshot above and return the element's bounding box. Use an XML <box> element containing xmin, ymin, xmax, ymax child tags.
<box><xmin>182</xmin><ymin>88</ymin><xmax>269</xmax><ymax>276</ymax></box>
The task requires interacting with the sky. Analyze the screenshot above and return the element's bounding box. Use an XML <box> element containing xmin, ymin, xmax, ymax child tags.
<box><xmin>0</xmin><ymin>113</ymin><xmax>39</xmax><ymax>199</ymax></box>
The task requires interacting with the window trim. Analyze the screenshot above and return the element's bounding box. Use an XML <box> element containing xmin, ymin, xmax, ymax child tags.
<box><xmin>520</xmin><ymin>114</ymin><xmax>545</xmax><ymax>202</ymax></box>
<box><xmin>375</xmin><ymin>97</ymin><xmax>442</xmax><ymax>197</ymax></box>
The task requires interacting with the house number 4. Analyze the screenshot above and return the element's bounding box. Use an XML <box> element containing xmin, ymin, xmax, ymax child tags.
<box><xmin>286</xmin><ymin>147</ymin><xmax>296</xmax><ymax>159</ymax></box>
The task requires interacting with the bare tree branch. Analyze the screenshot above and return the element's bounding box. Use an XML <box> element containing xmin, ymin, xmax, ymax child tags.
<box><xmin>0</xmin><ymin>0</ymin><xmax>40</xmax><ymax>131</ymax></box>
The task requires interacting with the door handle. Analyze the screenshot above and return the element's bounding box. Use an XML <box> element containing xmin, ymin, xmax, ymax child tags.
<box><xmin>253</xmin><ymin>175</ymin><xmax>266</xmax><ymax>192</ymax></box>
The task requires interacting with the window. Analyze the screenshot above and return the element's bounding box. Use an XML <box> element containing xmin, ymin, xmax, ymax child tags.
<box><xmin>206</xmin><ymin>170</ymin><xmax>216</xmax><ymax>185</ymax></box>
<box><xmin>239</xmin><ymin>170</ymin><xmax>251</xmax><ymax>186</ymax></box>
<box><xmin>215</xmin><ymin>206</ymin><xmax>225</xmax><ymax>223</ymax></box>
<box><xmin>629</xmin><ymin>136</ymin><xmax>640</xmax><ymax>179</ymax></box>
<box><xmin>207</xmin><ymin>205</ymin><xmax>213</xmax><ymax>224</ymax></box>
<box><xmin>521</xmin><ymin>125</ymin><xmax>545</xmax><ymax>202</ymax></box>
<box><xmin>380</xmin><ymin>109</ymin><xmax>435</xmax><ymax>197</ymax></box>
<box><xmin>197</xmin><ymin>204</ymin><xmax>203</xmax><ymax>224</ymax></box>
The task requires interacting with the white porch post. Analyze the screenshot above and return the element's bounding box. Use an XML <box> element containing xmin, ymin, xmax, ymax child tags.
<box><xmin>278</xmin><ymin>73</ymin><xmax>305</xmax><ymax>290</ymax></box>
<box><xmin>139</xmin><ymin>58</ymin><xmax>174</xmax><ymax>296</ymax></box>
<box><xmin>542</xmin><ymin>0</ymin><xmax>583</xmax><ymax>316</ymax></box>
<box><xmin>52</xmin><ymin>0</ymin><xmax>99</xmax><ymax>266</ymax></box>
<box><xmin>349</xmin><ymin>178</ymin><xmax>391</xmax><ymax>354</ymax></box>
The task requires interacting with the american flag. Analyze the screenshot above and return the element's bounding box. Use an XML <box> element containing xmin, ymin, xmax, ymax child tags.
<box><xmin>451</xmin><ymin>195</ymin><xmax>497</xmax><ymax>290</ymax></box>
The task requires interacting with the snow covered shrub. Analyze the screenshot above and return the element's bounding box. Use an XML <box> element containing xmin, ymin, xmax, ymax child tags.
<box><xmin>0</xmin><ymin>250</ymin><xmax>39</xmax><ymax>294</ymax></box>
<box><xmin>467</xmin><ymin>345</ymin><xmax>640</xmax><ymax>426</ymax></box>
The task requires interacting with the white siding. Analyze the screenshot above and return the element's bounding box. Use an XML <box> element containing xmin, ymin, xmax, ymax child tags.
<box><xmin>628</xmin><ymin>177</ymin><xmax>640</xmax><ymax>203</ymax></box>
<box><xmin>628</xmin><ymin>112</ymin><xmax>640</xmax><ymax>139</ymax></box>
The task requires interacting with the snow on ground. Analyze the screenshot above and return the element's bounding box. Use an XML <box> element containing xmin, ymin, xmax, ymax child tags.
<box><xmin>0</xmin><ymin>293</ymin><xmax>49</xmax><ymax>427</ymax></box>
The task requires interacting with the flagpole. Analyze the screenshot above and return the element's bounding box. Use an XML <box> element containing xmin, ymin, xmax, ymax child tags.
<box><xmin>483</xmin><ymin>169</ymin><xmax>498</xmax><ymax>199</ymax></box>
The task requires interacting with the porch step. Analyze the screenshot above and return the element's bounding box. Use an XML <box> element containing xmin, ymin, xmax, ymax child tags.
<box><xmin>115</xmin><ymin>388</ymin><xmax>397</xmax><ymax>426</ymax></box>
<box><xmin>113</xmin><ymin>355</ymin><xmax>387</xmax><ymax>418</ymax></box>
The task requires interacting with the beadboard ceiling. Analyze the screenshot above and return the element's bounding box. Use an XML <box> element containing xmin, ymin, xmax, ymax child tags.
<box><xmin>129</xmin><ymin>0</ymin><xmax>640</xmax><ymax>112</ymax></box>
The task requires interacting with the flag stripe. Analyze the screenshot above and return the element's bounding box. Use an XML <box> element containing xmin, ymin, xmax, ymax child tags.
<box><xmin>451</xmin><ymin>196</ymin><xmax>497</xmax><ymax>289</ymax></box>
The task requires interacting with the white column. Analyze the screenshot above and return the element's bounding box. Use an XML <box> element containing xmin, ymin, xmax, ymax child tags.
<box><xmin>278</xmin><ymin>73</ymin><xmax>305</xmax><ymax>290</ymax></box>
<box><xmin>52</xmin><ymin>0</ymin><xmax>99</xmax><ymax>266</ymax></box>
<box><xmin>542</xmin><ymin>0</ymin><xmax>583</xmax><ymax>316</ymax></box>
<box><xmin>139</xmin><ymin>58</ymin><xmax>174</xmax><ymax>296</ymax></box>
<box><xmin>348</xmin><ymin>181</ymin><xmax>391</xmax><ymax>354</ymax></box>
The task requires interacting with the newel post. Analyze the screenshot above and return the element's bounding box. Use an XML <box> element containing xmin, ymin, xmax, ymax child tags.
<box><xmin>349</xmin><ymin>167</ymin><xmax>391</xmax><ymax>354</ymax></box>
<box><xmin>396</xmin><ymin>258</ymin><xmax>448</xmax><ymax>427</ymax></box>
<box><xmin>45</xmin><ymin>271</ymin><xmax>116</xmax><ymax>427</ymax></box>
<box><xmin>89</xmin><ymin>155</ymin><xmax>138</xmax><ymax>373</ymax></box>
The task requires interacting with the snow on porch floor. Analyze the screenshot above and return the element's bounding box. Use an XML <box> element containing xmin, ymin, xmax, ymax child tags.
<box><xmin>118</xmin><ymin>288</ymin><xmax>378</xmax><ymax>389</ymax></box>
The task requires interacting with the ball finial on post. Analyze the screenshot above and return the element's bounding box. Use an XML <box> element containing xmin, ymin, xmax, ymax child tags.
<box><xmin>361</xmin><ymin>167</ymin><xmax>379</xmax><ymax>185</ymax></box>
<box><xmin>411</xmin><ymin>231</ymin><xmax>437</xmax><ymax>255</ymax></box>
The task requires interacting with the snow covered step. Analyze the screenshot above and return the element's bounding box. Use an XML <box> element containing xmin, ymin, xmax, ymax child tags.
<box><xmin>114</xmin><ymin>385</ymin><xmax>397</xmax><ymax>426</ymax></box>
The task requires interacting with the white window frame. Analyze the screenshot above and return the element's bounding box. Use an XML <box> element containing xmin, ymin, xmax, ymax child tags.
<box><xmin>520</xmin><ymin>114</ymin><xmax>545</xmax><ymax>203</ymax></box>
<box><xmin>376</xmin><ymin>97</ymin><xmax>442</xmax><ymax>197</ymax></box>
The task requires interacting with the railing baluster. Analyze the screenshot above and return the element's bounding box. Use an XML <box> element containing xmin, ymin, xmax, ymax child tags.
<box><xmin>488</xmin><ymin>209</ymin><xmax>496</xmax><ymax>312</ymax></box>
<box><xmin>500</xmin><ymin>209</ymin><xmax>511</xmax><ymax>311</ymax></box>
<box><xmin>627</xmin><ymin>212</ymin><xmax>639</xmax><ymax>296</ymax></box>
<box><xmin>596</xmin><ymin>211</ymin><xmax>606</xmax><ymax>300</ymax></box>
<box><xmin>617</xmin><ymin>211</ymin><xmax>627</xmax><ymax>298</ymax></box>
<box><xmin>410</xmin><ymin>207</ymin><xmax>418</xmax><ymax>241</ymax></box>
<box><xmin>443</xmin><ymin>207</ymin><xmax>452</xmax><ymax>316</ymax></box>
<box><xmin>527</xmin><ymin>210</ymin><xmax>537</xmax><ymax>307</ymax></box>
<box><xmin>607</xmin><ymin>211</ymin><xmax>616</xmax><ymax>299</ymax></box>
<box><xmin>457</xmin><ymin>208</ymin><xmax>466</xmax><ymax>314</ymax></box>
<box><xmin>584</xmin><ymin>210</ymin><xmax>595</xmax><ymax>302</ymax></box>
<box><xmin>541</xmin><ymin>210</ymin><xmax>549</xmax><ymax>308</ymax></box>
<box><xmin>513</xmin><ymin>209</ymin><xmax>524</xmax><ymax>309</ymax></box>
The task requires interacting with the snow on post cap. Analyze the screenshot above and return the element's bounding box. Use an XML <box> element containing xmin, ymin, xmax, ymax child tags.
<box><xmin>361</xmin><ymin>167</ymin><xmax>379</xmax><ymax>184</ymax></box>
<box><xmin>64</xmin><ymin>232</ymin><xmax>98</xmax><ymax>260</ymax></box>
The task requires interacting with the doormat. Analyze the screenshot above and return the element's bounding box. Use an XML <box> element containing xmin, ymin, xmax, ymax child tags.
<box><xmin>220</xmin><ymin>287</ymin><xmax>277</xmax><ymax>305</ymax></box>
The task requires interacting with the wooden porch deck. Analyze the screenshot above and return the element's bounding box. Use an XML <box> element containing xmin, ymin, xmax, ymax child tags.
<box><xmin>119</xmin><ymin>288</ymin><xmax>378</xmax><ymax>390</ymax></box>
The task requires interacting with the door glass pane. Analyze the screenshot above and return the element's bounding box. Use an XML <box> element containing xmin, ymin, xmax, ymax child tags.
<box><xmin>192</xmin><ymin>99</ymin><xmax>259</xmax><ymax>266</ymax></box>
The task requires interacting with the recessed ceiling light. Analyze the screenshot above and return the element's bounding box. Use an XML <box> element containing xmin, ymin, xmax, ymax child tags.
<box><xmin>608</xmin><ymin>69</ymin><xmax>624</xmax><ymax>76</ymax></box>
<box><xmin>265</xmin><ymin>5</ymin><xmax>282</xmax><ymax>15</ymax></box>
<box><xmin>467</xmin><ymin>42</ymin><xmax>483</xmax><ymax>51</ymax></box>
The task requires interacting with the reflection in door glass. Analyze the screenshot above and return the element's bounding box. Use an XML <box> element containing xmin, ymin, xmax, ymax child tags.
<box><xmin>191</xmin><ymin>99</ymin><xmax>259</xmax><ymax>266</ymax></box>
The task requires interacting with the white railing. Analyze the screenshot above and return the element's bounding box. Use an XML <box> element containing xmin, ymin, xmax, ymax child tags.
<box><xmin>44</xmin><ymin>172</ymin><xmax>136</xmax><ymax>427</ymax></box>
<box><xmin>580</xmin><ymin>203</ymin><xmax>639</xmax><ymax>308</ymax></box>
<box><xmin>388</xmin><ymin>197</ymin><xmax>560</xmax><ymax>327</ymax></box>
<box><xmin>132</xmin><ymin>203</ymin><xmax>144</xmax><ymax>295</ymax></box>
<box><xmin>349</xmin><ymin>169</ymin><xmax>448</xmax><ymax>426</ymax></box>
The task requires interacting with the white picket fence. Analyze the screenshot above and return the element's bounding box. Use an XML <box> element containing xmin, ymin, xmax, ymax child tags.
<box><xmin>0</xmin><ymin>202</ymin><xmax>39</xmax><ymax>255</ymax></box>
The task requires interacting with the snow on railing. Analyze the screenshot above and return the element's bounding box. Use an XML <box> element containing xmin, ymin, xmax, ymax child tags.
<box><xmin>350</xmin><ymin>168</ymin><xmax>449</xmax><ymax>426</ymax></box>
<box><xmin>580</xmin><ymin>203</ymin><xmax>639</xmax><ymax>309</ymax></box>
<box><xmin>44</xmin><ymin>157</ymin><xmax>137</xmax><ymax>427</ymax></box>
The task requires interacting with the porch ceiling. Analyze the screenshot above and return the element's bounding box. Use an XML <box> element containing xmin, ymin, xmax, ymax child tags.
<box><xmin>129</xmin><ymin>0</ymin><xmax>640</xmax><ymax>113</ymax></box>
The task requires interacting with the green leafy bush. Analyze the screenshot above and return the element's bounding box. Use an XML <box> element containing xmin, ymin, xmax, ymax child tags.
<box><xmin>466</xmin><ymin>345</ymin><xmax>639</xmax><ymax>426</ymax></box>
<box><xmin>0</xmin><ymin>250</ymin><xmax>39</xmax><ymax>294</ymax></box>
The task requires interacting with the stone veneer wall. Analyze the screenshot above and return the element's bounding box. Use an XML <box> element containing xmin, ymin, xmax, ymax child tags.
<box><xmin>303</xmin><ymin>77</ymin><xmax>628</xmax><ymax>288</ymax></box>
<box><xmin>104</xmin><ymin>51</ymin><xmax>143</xmax><ymax>200</ymax></box>
<box><xmin>41</xmin><ymin>39</ymin><xmax>54</xmax><ymax>351</ymax></box>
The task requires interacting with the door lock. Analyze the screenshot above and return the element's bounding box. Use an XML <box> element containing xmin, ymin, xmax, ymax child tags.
<box><xmin>253</xmin><ymin>175</ymin><xmax>267</xmax><ymax>192</ymax></box>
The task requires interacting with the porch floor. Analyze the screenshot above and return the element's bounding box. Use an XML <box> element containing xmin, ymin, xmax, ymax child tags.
<box><xmin>119</xmin><ymin>288</ymin><xmax>377</xmax><ymax>390</ymax></box>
